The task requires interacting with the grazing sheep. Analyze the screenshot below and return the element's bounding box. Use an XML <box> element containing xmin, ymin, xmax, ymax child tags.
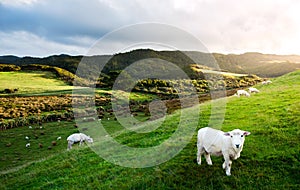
<box><xmin>197</xmin><ymin>127</ymin><xmax>251</xmax><ymax>176</ymax></box>
<box><xmin>57</xmin><ymin>136</ymin><xmax>62</xmax><ymax>140</ymax></box>
<box><xmin>67</xmin><ymin>133</ymin><xmax>93</xmax><ymax>150</ymax></box>
<box><xmin>28</xmin><ymin>126</ymin><xmax>32</xmax><ymax>129</ymax></box>
<box><xmin>25</xmin><ymin>136</ymin><xmax>29</xmax><ymax>140</ymax></box>
<box><xmin>248</xmin><ymin>87</ymin><xmax>260</xmax><ymax>93</ymax></box>
<box><xmin>262</xmin><ymin>80</ymin><xmax>272</xmax><ymax>85</ymax></box>
<box><xmin>26</xmin><ymin>143</ymin><xmax>30</xmax><ymax>148</ymax></box>
<box><xmin>236</xmin><ymin>90</ymin><xmax>250</xmax><ymax>97</ymax></box>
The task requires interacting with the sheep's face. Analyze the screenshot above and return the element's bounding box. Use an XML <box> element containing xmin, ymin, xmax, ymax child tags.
<box><xmin>224</xmin><ymin>129</ymin><xmax>250</xmax><ymax>150</ymax></box>
<box><xmin>87</xmin><ymin>137</ymin><xmax>93</xmax><ymax>143</ymax></box>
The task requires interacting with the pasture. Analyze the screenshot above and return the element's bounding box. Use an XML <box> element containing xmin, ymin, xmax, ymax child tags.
<box><xmin>0</xmin><ymin>71</ymin><xmax>74</xmax><ymax>95</ymax></box>
<box><xmin>0</xmin><ymin>70</ymin><xmax>299</xmax><ymax>189</ymax></box>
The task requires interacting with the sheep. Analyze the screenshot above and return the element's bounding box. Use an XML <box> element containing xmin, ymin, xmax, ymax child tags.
<box><xmin>26</xmin><ymin>143</ymin><xmax>30</xmax><ymax>148</ymax></box>
<box><xmin>197</xmin><ymin>127</ymin><xmax>251</xmax><ymax>176</ymax></box>
<box><xmin>57</xmin><ymin>136</ymin><xmax>62</xmax><ymax>140</ymax></box>
<box><xmin>235</xmin><ymin>90</ymin><xmax>250</xmax><ymax>97</ymax></box>
<box><xmin>262</xmin><ymin>80</ymin><xmax>272</xmax><ymax>85</ymax></box>
<box><xmin>67</xmin><ymin>133</ymin><xmax>93</xmax><ymax>150</ymax></box>
<box><xmin>25</xmin><ymin>136</ymin><xmax>29</xmax><ymax>140</ymax></box>
<box><xmin>248</xmin><ymin>87</ymin><xmax>260</xmax><ymax>93</ymax></box>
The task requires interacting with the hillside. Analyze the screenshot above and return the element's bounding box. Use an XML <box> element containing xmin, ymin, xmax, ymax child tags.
<box><xmin>0</xmin><ymin>70</ymin><xmax>299</xmax><ymax>189</ymax></box>
<box><xmin>1</xmin><ymin>50</ymin><xmax>299</xmax><ymax>79</ymax></box>
<box><xmin>0</xmin><ymin>71</ymin><xmax>74</xmax><ymax>95</ymax></box>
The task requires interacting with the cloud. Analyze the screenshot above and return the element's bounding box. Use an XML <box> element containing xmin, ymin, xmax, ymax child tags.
<box><xmin>0</xmin><ymin>31</ymin><xmax>88</xmax><ymax>57</ymax></box>
<box><xmin>0</xmin><ymin>0</ymin><xmax>40</xmax><ymax>7</ymax></box>
<box><xmin>1</xmin><ymin>0</ymin><xmax>300</xmax><ymax>56</ymax></box>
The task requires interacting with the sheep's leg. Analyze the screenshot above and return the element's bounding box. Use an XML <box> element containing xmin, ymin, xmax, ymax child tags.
<box><xmin>234</xmin><ymin>152</ymin><xmax>240</xmax><ymax>160</ymax></box>
<box><xmin>79</xmin><ymin>139</ymin><xmax>83</xmax><ymax>146</ymax></box>
<box><xmin>223</xmin><ymin>155</ymin><xmax>232</xmax><ymax>176</ymax></box>
<box><xmin>67</xmin><ymin>141</ymin><xmax>73</xmax><ymax>150</ymax></box>
<box><xmin>197</xmin><ymin>144</ymin><xmax>205</xmax><ymax>165</ymax></box>
<box><xmin>204</xmin><ymin>151</ymin><xmax>213</xmax><ymax>165</ymax></box>
<box><xmin>222</xmin><ymin>160</ymin><xmax>232</xmax><ymax>168</ymax></box>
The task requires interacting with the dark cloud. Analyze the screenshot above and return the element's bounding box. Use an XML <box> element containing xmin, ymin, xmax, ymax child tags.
<box><xmin>1</xmin><ymin>0</ymin><xmax>300</xmax><ymax>56</ymax></box>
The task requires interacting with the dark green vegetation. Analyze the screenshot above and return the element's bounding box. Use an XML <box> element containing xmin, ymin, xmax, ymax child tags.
<box><xmin>0</xmin><ymin>69</ymin><xmax>299</xmax><ymax>189</ymax></box>
<box><xmin>1</xmin><ymin>49</ymin><xmax>300</xmax><ymax>79</ymax></box>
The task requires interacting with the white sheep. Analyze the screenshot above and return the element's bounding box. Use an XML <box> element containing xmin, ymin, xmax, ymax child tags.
<box><xmin>25</xmin><ymin>136</ymin><xmax>29</xmax><ymax>140</ymax></box>
<box><xmin>26</xmin><ymin>143</ymin><xmax>30</xmax><ymax>148</ymax></box>
<box><xmin>67</xmin><ymin>133</ymin><xmax>93</xmax><ymax>150</ymax></box>
<box><xmin>248</xmin><ymin>87</ymin><xmax>260</xmax><ymax>93</ymax></box>
<box><xmin>57</xmin><ymin>136</ymin><xmax>62</xmax><ymax>140</ymax></box>
<box><xmin>262</xmin><ymin>80</ymin><xmax>272</xmax><ymax>85</ymax></box>
<box><xmin>236</xmin><ymin>90</ymin><xmax>250</xmax><ymax>97</ymax></box>
<box><xmin>197</xmin><ymin>127</ymin><xmax>251</xmax><ymax>176</ymax></box>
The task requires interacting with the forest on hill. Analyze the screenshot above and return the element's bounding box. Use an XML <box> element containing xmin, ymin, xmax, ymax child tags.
<box><xmin>1</xmin><ymin>49</ymin><xmax>299</xmax><ymax>79</ymax></box>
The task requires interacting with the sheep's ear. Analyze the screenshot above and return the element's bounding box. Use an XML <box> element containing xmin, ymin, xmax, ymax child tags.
<box><xmin>224</xmin><ymin>132</ymin><xmax>231</xmax><ymax>136</ymax></box>
<box><xmin>243</xmin><ymin>131</ymin><xmax>251</xmax><ymax>136</ymax></box>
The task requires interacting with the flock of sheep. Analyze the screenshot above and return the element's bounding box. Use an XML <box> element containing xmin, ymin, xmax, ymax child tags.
<box><xmin>23</xmin><ymin>79</ymin><xmax>271</xmax><ymax>176</ymax></box>
<box><xmin>234</xmin><ymin>80</ymin><xmax>271</xmax><ymax>97</ymax></box>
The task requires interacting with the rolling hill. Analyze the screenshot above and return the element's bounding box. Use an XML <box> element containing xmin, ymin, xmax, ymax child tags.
<box><xmin>1</xmin><ymin>49</ymin><xmax>300</xmax><ymax>79</ymax></box>
<box><xmin>1</xmin><ymin>70</ymin><xmax>299</xmax><ymax>189</ymax></box>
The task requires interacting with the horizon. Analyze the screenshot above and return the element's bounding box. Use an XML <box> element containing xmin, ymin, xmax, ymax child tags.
<box><xmin>2</xmin><ymin>48</ymin><xmax>300</xmax><ymax>59</ymax></box>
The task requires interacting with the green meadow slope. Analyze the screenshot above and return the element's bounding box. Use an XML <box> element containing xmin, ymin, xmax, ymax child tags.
<box><xmin>0</xmin><ymin>70</ymin><xmax>299</xmax><ymax>189</ymax></box>
<box><xmin>0</xmin><ymin>71</ymin><xmax>74</xmax><ymax>95</ymax></box>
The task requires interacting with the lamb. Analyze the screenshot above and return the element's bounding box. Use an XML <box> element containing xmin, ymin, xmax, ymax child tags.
<box><xmin>67</xmin><ymin>133</ymin><xmax>93</xmax><ymax>150</ymax></box>
<box><xmin>248</xmin><ymin>87</ymin><xmax>260</xmax><ymax>93</ymax></box>
<box><xmin>235</xmin><ymin>90</ymin><xmax>250</xmax><ymax>97</ymax></box>
<box><xmin>197</xmin><ymin>127</ymin><xmax>251</xmax><ymax>176</ymax></box>
<box><xmin>262</xmin><ymin>80</ymin><xmax>272</xmax><ymax>85</ymax></box>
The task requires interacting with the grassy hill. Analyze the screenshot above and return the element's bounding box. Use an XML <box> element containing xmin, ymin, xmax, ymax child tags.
<box><xmin>0</xmin><ymin>71</ymin><xmax>74</xmax><ymax>95</ymax></box>
<box><xmin>0</xmin><ymin>70</ymin><xmax>299</xmax><ymax>189</ymax></box>
<box><xmin>1</xmin><ymin>50</ymin><xmax>299</xmax><ymax>80</ymax></box>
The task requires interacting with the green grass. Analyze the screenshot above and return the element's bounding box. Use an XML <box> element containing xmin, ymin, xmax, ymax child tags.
<box><xmin>0</xmin><ymin>70</ymin><xmax>299</xmax><ymax>189</ymax></box>
<box><xmin>0</xmin><ymin>71</ymin><xmax>74</xmax><ymax>95</ymax></box>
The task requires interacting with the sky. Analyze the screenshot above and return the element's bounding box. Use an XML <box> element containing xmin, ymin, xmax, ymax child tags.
<box><xmin>1</xmin><ymin>0</ymin><xmax>300</xmax><ymax>57</ymax></box>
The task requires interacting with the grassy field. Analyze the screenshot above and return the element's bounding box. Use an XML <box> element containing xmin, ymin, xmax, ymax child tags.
<box><xmin>0</xmin><ymin>70</ymin><xmax>299</xmax><ymax>189</ymax></box>
<box><xmin>0</xmin><ymin>71</ymin><xmax>74</xmax><ymax>95</ymax></box>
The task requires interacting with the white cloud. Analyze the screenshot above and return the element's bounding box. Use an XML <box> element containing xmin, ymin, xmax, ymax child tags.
<box><xmin>0</xmin><ymin>0</ymin><xmax>41</xmax><ymax>7</ymax></box>
<box><xmin>0</xmin><ymin>31</ymin><xmax>89</xmax><ymax>57</ymax></box>
<box><xmin>1</xmin><ymin>0</ymin><xmax>300</xmax><ymax>56</ymax></box>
